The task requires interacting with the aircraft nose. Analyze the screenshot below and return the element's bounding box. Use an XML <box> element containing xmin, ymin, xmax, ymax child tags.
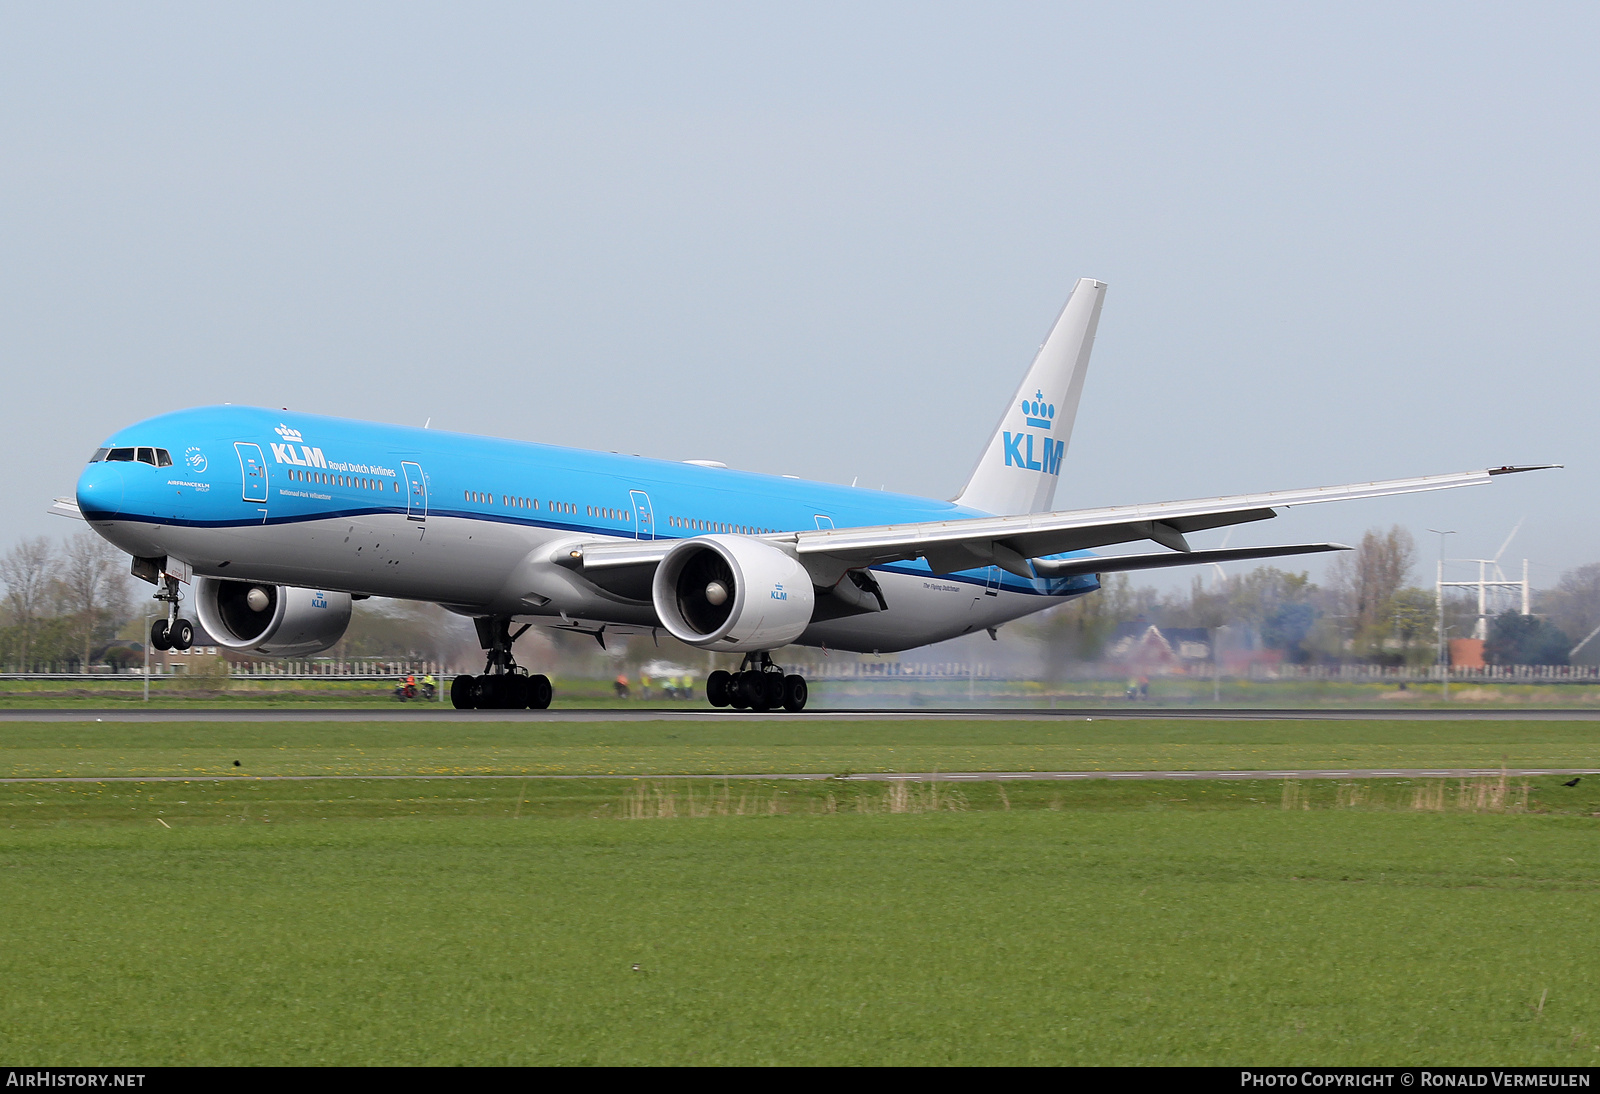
<box><xmin>76</xmin><ymin>462</ymin><xmax>124</xmax><ymax>518</ymax></box>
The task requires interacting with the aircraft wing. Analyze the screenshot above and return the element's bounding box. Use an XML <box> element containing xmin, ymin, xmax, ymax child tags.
<box><xmin>788</xmin><ymin>466</ymin><xmax>1549</xmax><ymax>578</ymax></box>
<box><xmin>564</xmin><ymin>465</ymin><xmax>1552</xmax><ymax>585</ymax></box>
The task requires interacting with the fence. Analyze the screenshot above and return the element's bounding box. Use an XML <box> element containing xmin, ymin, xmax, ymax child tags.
<box><xmin>801</xmin><ymin>660</ymin><xmax>993</xmax><ymax>680</ymax></box>
<box><xmin>1236</xmin><ymin>663</ymin><xmax>1600</xmax><ymax>682</ymax></box>
<box><xmin>0</xmin><ymin>660</ymin><xmax>446</xmax><ymax>681</ymax></box>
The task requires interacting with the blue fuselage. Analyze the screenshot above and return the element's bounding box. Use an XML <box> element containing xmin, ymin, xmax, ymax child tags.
<box><xmin>77</xmin><ymin>405</ymin><xmax>1096</xmax><ymax>652</ymax></box>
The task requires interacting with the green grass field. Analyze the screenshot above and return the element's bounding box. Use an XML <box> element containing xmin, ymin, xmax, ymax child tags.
<box><xmin>2</xmin><ymin>716</ymin><xmax>1598</xmax><ymax>779</ymax></box>
<box><xmin>1</xmin><ymin>776</ymin><xmax>1599</xmax><ymax>1064</ymax></box>
<box><xmin>5</xmin><ymin>717</ymin><xmax>1600</xmax><ymax>1064</ymax></box>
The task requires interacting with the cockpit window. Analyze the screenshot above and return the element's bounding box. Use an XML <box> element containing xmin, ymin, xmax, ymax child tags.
<box><xmin>97</xmin><ymin>446</ymin><xmax>171</xmax><ymax>465</ymax></box>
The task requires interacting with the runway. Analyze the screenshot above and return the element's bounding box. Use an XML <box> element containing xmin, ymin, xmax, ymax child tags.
<box><xmin>0</xmin><ymin>767</ymin><xmax>1594</xmax><ymax>785</ymax></box>
<box><xmin>0</xmin><ymin>705</ymin><xmax>1597</xmax><ymax>722</ymax></box>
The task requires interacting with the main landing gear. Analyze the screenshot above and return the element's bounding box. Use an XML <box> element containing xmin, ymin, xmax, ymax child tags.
<box><xmin>451</xmin><ymin>616</ymin><xmax>553</xmax><ymax>710</ymax></box>
<box><xmin>148</xmin><ymin>573</ymin><xmax>194</xmax><ymax>652</ymax></box>
<box><xmin>705</xmin><ymin>652</ymin><xmax>808</xmax><ymax>712</ymax></box>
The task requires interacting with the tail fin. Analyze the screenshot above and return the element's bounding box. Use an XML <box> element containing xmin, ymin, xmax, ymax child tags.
<box><xmin>954</xmin><ymin>277</ymin><xmax>1105</xmax><ymax>515</ymax></box>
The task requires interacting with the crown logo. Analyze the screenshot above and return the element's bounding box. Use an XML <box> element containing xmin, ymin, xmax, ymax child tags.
<box><xmin>275</xmin><ymin>423</ymin><xmax>304</xmax><ymax>443</ymax></box>
<box><xmin>1020</xmin><ymin>390</ymin><xmax>1054</xmax><ymax>430</ymax></box>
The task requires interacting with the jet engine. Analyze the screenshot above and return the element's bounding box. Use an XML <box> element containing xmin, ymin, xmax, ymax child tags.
<box><xmin>193</xmin><ymin>577</ymin><xmax>353</xmax><ymax>657</ymax></box>
<box><xmin>651</xmin><ymin>536</ymin><xmax>815</xmax><ymax>652</ymax></box>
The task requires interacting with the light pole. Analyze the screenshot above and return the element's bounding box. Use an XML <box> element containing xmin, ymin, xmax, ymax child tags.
<box><xmin>1212</xmin><ymin>624</ymin><xmax>1229</xmax><ymax>704</ymax></box>
<box><xmin>143</xmin><ymin>612</ymin><xmax>154</xmax><ymax>703</ymax></box>
<box><xmin>1428</xmin><ymin>529</ymin><xmax>1455</xmax><ymax>702</ymax></box>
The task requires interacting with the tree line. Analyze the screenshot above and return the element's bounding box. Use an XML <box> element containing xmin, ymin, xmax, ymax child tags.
<box><xmin>1032</xmin><ymin>526</ymin><xmax>1599</xmax><ymax>669</ymax></box>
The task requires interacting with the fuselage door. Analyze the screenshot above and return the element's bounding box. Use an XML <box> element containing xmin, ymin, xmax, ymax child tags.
<box><xmin>235</xmin><ymin>442</ymin><xmax>269</xmax><ymax>504</ymax></box>
<box><xmin>971</xmin><ymin>564</ymin><xmax>1001</xmax><ymax>610</ymax></box>
<box><xmin>630</xmin><ymin>490</ymin><xmax>654</xmax><ymax>540</ymax></box>
<box><xmin>402</xmin><ymin>461</ymin><xmax>427</xmax><ymax>521</ymax></box>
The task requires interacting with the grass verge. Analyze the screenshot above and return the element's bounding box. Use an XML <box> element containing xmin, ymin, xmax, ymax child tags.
<box><xmin>1</xmin><ymin>776</ymin><xmax>1598</xmax><ymax>1064</ymax></box>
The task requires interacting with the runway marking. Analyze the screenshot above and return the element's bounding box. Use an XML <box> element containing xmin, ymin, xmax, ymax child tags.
<box><xmin>1</xmin><ymin>769</ymin><xmax>1595</xmax><ymax>786</ymax></box>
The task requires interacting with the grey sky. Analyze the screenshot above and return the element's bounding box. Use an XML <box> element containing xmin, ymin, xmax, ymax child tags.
<box><xmin>2</xmin><ymin>3</ymin><xmax>1594</xmax><ymax>593</ymax></box>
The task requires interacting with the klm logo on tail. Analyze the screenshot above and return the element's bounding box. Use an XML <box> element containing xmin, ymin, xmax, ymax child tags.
<box><xmin>1002</xmin><ymin>389</ymin><xmax>1063</xmax><ymax>474</ymax></box>
<box><xmin>1003</xmin><ymin>431</ymin><xmax>1064</xmax><ymax>475</ymax></box>
<box><xmin>1021</xmin><ymin>389</ymin><xmax>1055</xmax><ymax>430</ymax></box>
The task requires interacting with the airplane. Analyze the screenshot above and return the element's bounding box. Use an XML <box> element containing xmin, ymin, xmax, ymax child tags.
<box><xmin>56</xmin><ymin>278</ymin><xmax>1550</xmax><ymax>711</ymax></box>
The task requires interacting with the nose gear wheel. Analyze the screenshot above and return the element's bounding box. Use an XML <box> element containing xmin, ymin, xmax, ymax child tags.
<box><xmin>150</xmin><ymin>572</ymin><xmax>195</xmax><ymax>651</ymax></box>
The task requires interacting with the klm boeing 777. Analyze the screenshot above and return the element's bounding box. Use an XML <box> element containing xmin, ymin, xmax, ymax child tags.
<box><xmin>57</xmin><ymin>280</ymin><xmax>1549</xmax><ymax>710</ymax></box>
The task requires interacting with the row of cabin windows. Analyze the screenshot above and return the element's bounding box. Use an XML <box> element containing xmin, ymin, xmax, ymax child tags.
<box><xmin>668</xmin><ymin>516</ymin><xmax>775</xmax><ymax>535</ymax></box>
<box><xmin>91</xmin><ymin>447</ymin><xmax>172</xmax><ymax>467</ymax></box>
<box><xmin>288</xmin><ymin>469</ymin><xmax>397</xmax><ymax>491</ymax></box>
<box><xmin>465</xmin><ymin>491</ymin><xmax>577</xmax><ymax>514</ymax></box>
<box><xmin>451</xmin><ymin>493</ymin><xmax>772</xmax><ymax>534</ymax></box>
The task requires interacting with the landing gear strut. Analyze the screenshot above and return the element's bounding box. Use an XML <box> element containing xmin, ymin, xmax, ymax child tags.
<box><xmin>148</xmin><ymin>573</ymin><xmax>194</xmax><ymax>652</ymax></box>
<box><xmin>451</xmin><ymin>616</ymin><xmax>552</xmax><ymax>710</ymax></box>
<box><xmin>706</xmin><ymin>652</ymin><xmax>807</xmax><ymax>712</ymax></box>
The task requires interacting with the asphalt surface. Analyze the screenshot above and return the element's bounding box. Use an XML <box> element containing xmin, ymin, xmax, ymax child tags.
<box><xmin>1</xmin><ymin>767</ymin><xmax>1595</xmax><ymax>784</ymax></box>
<box><xmin>1</xmin><ymin>706</ymin><xmax>1600</xmax><ymax>721</ymax></box>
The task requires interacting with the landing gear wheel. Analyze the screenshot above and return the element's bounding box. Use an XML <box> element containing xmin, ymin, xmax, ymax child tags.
<box><xmin>782</xmin><ymin>674</ymin><xmax>808</xmax><ymax>712</ymax></box>
<box><xmin>706</xmin><ymin>670</ymin><xmax>731</xmax><ymax>708</ymax></box>
<box><xmin>451</xmin><ymin>674</ymin><xmax>477</xmax><ymax>709</ymax></box>
<box><xmin>150</xmin><ymin>619</ymin><xmax>172</xmax><ymax>652</ymax></box>
<box><xmin>527</xmin><ymin>674</ymin><xmax>553</xmax><ymax>710</ymax></box>
<box><xmin>170</xmin><ymin>619</ymin><xmax>194</xmax><ymax>651</ymax></box>
<box><xmin>729</xmin><ymin>672</ymin><xmax>753</xmax><ymax>710</ymax></box>
<box><xmin>503</xmin><ymin>675</ymin><xmax>530</xmax><ymax>710</ymax></box>
<box><xmin>474</xmin><ymin>675</ymin><xmax>502</xmax><ymax>709</ymax></box>
<box><xmin>759</xmin><ymin>672</ymin><xmax>784</xmax><ymax>710</ymax></box>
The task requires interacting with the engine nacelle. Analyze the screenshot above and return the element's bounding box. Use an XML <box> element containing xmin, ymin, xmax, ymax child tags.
<box><xmin>193</xmin><ymin>577</ymin><xmax>353</xmax><ymax>657</ymax></box>
<box><xmin>652</xmin><ymin>536</ymin><xmax>815</xmax><ymax>652</ymax></box>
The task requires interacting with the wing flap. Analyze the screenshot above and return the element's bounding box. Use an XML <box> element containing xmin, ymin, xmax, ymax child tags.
<box><xmin>1031</xmin><ymin>542</ymin><xmax>1349</xmax><ymax>579</ymax></box>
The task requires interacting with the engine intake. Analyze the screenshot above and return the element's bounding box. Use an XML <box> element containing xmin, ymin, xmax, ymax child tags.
<box><xmin>194</xmin><ymin>577</ymin><xmax>353</xmax><ymax>657</ymax></box>
<box><xmin>652</xmin><ymin>536</ymin><xmax>815</xmax><ymax>652</ymax></box>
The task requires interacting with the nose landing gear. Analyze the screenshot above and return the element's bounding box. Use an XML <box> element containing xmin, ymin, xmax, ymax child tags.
<box><xmin>451</xmin><ymin>616</ymin><xmax>553</xmax><ymax>710</ymax></box>
<box><xmin>149</xmin><ymin>573</ymin><xmax>195</xmax><ymax>652</ymax></box>
<box><xmin>706</xmin><ymin>652</ymin><xmax>807</xmax><ymax>712</ymax></box>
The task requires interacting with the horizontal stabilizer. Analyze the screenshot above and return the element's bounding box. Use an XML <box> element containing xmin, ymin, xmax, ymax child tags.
<box><xmin>1031</xmin><ymin>542</ymin><xmax>1350</xmax><ymax>579</ymax></box>
<box><xmin>48</xmin><ymin>496</ymin><xmax>83</xmax><ymax>521</ymax></box>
